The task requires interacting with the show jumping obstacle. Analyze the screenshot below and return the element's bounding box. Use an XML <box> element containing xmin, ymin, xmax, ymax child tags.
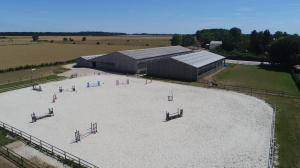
<box><xmin>31</xmin><ymin>108</ymin><xmax>54</xmax><ymax>123</ymax></box>
<box><xmin>90</xmin><ymin>122</ymin><xmax>98</xmax><ymax>134</ymax></box>
<box><xmin>166</xmin><ymin>109</ymin><xmax>183</xmax><ymax>121</ymax></box>
<box><xmin>59</xmin><ymin>86</ymin><xmax>63</xmax><ymax>93</ymax></box>
<box><xmin>32</xmin><ymin>84</ymin><xmax>42</xmax><ymax>92</ymax></box>
<box><xmin>145</xmin><ymin>78</ymin><xmax>153</xmax><ymax>85</ymax></box>
<box><xmin>74</xmin><ymin>122</ymin><xmax>98</xmax><ymax>143</ymax></box>
<box><xmin>168</xmin><ymin>90</ymin><xmax>174</xmax><ymax>101</ymax></box>
<box><xmin>52</xmin><ymin>93</ymin><xmax>57</xmax><ymax>103</ymax></box>
<box><xmin>87</xmin><ymin>81</ymin><xmax>101</xmax><ymax>88</ymax></box>
<box><xmin>70</xmin><ymin>73</ymin><xmax>78</xmax><ymax>79</ymax></box>
<box><xmin>75</xmin><ymin>130</ymin><xmax>80</xmax><ymax>142</ymax></box>
<box><xmin>116</xmin><ymin>79</ymin><xmax>130</xmax><ymax>86</ymax></box>
<box><xmin>59</xmin><ymin>85</ymin><xmax>76</xmax><ymax>93</ymax></box>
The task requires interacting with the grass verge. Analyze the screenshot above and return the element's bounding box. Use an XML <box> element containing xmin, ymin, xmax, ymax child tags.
<box><xmin>0</xmin><ymin>128</ymin><xmax>15</xmax><ymax>146</ymax></box>
<box><xmin>0</xmin><ymin>75</ymin><xmax>65</xmax><ymax>93</ymax></box>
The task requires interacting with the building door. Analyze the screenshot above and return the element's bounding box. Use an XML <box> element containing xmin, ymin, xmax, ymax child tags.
<box><xmin>92</xmin><ymin>62</ymin><xmax>96</xmax><ymax>68</ymax></box>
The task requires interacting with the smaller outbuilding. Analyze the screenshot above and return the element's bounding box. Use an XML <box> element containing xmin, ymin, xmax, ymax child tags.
<box><xmin>147</xmin><ymin>51</ymin><xmax>225</xmax><ymax>81</ymax></box>
<box><xmin>75</xmin><ymin>54</ymin><xmax>104</xmax><ymax>68</ymax></box>
<box><xmin>209</xmin><ymin>41</ymin><xmax>223</xmax><ymax>50</ymax></box>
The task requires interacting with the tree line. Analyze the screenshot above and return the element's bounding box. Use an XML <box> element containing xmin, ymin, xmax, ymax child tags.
<box><xmin>170</xmin><ymin>28</ymin><xmax>300</xmax><ymax>66</ymax></box>
<box><xmin>0</xmin><ymin>31</ymin><xmax>126</xmax><ymax>36</ymax></box>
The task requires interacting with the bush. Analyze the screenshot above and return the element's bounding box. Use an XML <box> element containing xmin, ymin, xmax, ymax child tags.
<box><xmin>32</xmin><ymin>35</ymin><xmax>39</xmax><ymax>41</ymax></box>
<box><xmin>291</xmin><ymin>69</ymin><xmax>300</xmax><ymax>89</ymax></box>
<box><xmin>170</xmin><ymin>34</ymin><xmax>196</xmax><ymax>47</ymax></box>
<box><xmin>211</xmin><ymin>48</ymin><xmax>268</xmax><ymax>62</ymax></box>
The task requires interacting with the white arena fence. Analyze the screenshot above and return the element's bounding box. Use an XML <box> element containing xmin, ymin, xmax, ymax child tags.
<box><xmin>0</xmin><ymin>121</ymin><xmax>100</xmax><ymax>168</ymax></box>
<box><xmin>0</xmin><ymin>77</ymin><xmax>65</xmax><ymax>93</ymax></box>
<box><xmin>0</xmin><ymin>144</ymin><xmax>41</xmax><ymax>168</ymax></box>
<box><xmin>268</xmin><ymin>105</ymin><xmax>276</xmax><ymax>168</ymax></box>
<box><xmin>198</xmin><ymin>80</ymin><xmax>300</xmax><ymax>99</ymax></box>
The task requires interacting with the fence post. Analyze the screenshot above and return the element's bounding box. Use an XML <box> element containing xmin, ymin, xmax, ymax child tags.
<box><xmin>40</xmin><ymin>140</ymin><xmax>42</xmax><ymax>150</ymax></box>
<box><xmin>21</xmin><ymin>157</ymin><xmax>24</xmax><ymax>167</ymax></box>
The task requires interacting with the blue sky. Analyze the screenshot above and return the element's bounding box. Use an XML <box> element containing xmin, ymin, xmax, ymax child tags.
<box><xmin>1</xmin><ymin>0</ymin><xmax>300</xmax><ymax>34</ymax></box>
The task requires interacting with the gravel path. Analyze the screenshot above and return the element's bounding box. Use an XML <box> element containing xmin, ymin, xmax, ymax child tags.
<box><xmin>226</xmin><ymin>59</ymin><xmax>269</xmax><ymax>65</ymax></box>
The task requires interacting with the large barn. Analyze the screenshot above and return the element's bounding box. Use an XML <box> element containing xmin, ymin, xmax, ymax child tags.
<box><xmin>77</xmin><ymin>46</ymin><xmax>192</xmax><ymax>74</ymax></box>
<box><xmin>147</xmin><ymin>51</ymin><xmax>225</xmax><ymax>81</ymax></box>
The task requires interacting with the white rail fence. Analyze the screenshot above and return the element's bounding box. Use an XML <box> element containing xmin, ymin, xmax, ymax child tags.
<box><xmin>0</xmin><ymin>77</ymin><xmax>64</xmax><ymax>93</ymax></box>
<box><xmin>268</xmin><ymin>105</ymin><xmax>276</xmax><ymax>168</ymax></box>
<box><xmin>0</xmin><ymin>121</ymin><xmax>99</xmax><ymax>168</ymax></box>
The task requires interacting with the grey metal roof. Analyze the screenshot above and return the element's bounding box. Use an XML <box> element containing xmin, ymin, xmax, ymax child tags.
<box><xmin>118</xmin><ymin>46</ymin><xmax>191</xmax><ymax>60</ymax></box>
<box><xmin>80</xmin><ymin>54</ymin><xmax>104</xmax><ymax>60</ymax></box>
<box><xmin>172</xmin><ymin>51</ymin><xmax>225</xmax><ymax>68</ymax></box>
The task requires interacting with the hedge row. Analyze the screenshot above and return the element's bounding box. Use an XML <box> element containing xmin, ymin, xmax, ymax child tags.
<box><xmin>291</xmin><ymin>70</ymin><xmax>300</xmax><ymax>90</ymax></box>
<box><xmin>211</xmin><ymin>49</ymin><xmax>268</xmax><ymax>62</ymax></box>
<box><xmin>0</xmin><ymin>59</ymin><xmax>75</xmax><ymax>74</ymax></box>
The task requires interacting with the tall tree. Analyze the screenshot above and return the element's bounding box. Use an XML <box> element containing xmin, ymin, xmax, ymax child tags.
<box><xmin>229</xmin><ymin>27</ymin><xmax>242</xmax><ymax>49</ymax></box>
<box><xmin>32</xmin><ymin>34</ymin><xmax>39</xmax><ymax>41</ymax></box>
<box><xmin>229</xmin><ymin>27</ymin><xmax>242</xmax><ymax>41</ymax></box>
<box><xmin>182</xmin><ymin>35</ymin><xmax>196</xmax><ymax>47</ymax></box>
<box><xmin>195</xmin><ymin>29</ymin><xmax>228</xmax><ymax>46</ymax></box>
<box><xmin>269</xmin><ymin>36</ymin><xmax>300</xmax><ymax>65</ymax></box>
<box><xmin>274</xmin><ymin>31</ymin><xmax>289</xmax><ymax>40</ymax></box>
<box><xmin>250</xmin><ymin>30</ymin><xmax>266</xmax><ymax>55</ymax></box>
<box><xmin>250</xmin><ymin>30</ymin><xmax>258</xmax><ymax>53</ymax></box>
<box><xmin>262</xmin><ymin>29</ymin><xmax>273</xmax><ymax>51</ymax></box>
<box><xmin>170</xmin><ymin>34</ymin><xmax>183</xmax><ymax>46</ymax></box>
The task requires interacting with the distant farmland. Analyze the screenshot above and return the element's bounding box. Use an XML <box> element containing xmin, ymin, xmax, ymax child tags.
<box><xmin>0</xmin><ymin>36</ymin><xmax>171</xmax><ymax>70</ymax></box>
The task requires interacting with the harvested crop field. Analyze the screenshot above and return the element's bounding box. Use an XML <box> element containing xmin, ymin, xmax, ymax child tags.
<box><xmin>0</xmin><ymin>73</ymin><xmax>273</xmax><ymax>168</ymax></box>
<box><xmin>0</xmin><ymin>36</ymin><xmax>171</xmax><ymax>69</ymax></box>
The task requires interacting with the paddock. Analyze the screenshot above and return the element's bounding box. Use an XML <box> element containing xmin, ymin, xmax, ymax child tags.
<box><xmin>0</xmin><ymin>73</ymin><xmax>273</xmax><ymax>168</ymax></box>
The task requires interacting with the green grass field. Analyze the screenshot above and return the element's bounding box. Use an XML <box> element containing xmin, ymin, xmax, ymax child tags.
<box><xmin>0</xmin><ymin>128</ymin><xmax>14</xmax><ymax>146</ymax></box>
<box><xmin>0</xmin><ymin>65</ymin><xmax>68</xmax><ymax>85</ymax></box>
<box><xmin>215</xmin><ymin>64</ymin><xmax>299</xmax><ymax>95</ymax></box>
<box><xmin>212</xmin><ymin>64</ymin><xmax>300</xmax><ymax>168</ymax></box>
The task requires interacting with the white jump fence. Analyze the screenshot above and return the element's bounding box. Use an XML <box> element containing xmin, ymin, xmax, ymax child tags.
<box><xmin>267</xmin><ymin>105</ymin><xmax>276</xmax><ymax>168</ymax></box>
<box><xmin>0</xmin><ymin>120</ymin><xmax>99</xmax><ymax>168</ymax></box>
